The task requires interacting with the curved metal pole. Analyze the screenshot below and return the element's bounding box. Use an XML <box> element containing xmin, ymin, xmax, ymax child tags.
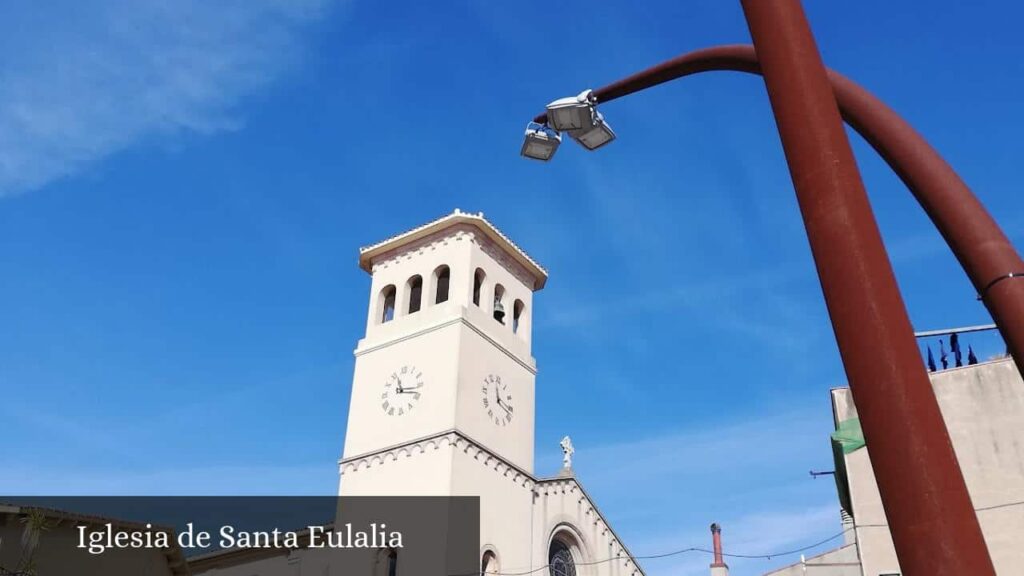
<box><xmin>533</xmin><ymin>38</ymin><xmax>1007</xmax><ymax>574</ymax></box>
<box><xmin>533</xmin><ymin>44</ymin><xmax>1024</xmax><ymax>378</ymax></box>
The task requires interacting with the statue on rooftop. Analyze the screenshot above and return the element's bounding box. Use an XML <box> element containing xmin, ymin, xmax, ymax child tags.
<box><xmin>560</xmin><ymin>436</ymin><xmax>574</xmax><ymax>469</ymax></box>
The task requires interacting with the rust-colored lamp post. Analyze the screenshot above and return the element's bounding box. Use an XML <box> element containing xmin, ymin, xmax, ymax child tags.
<box><xmin>523</xmin><ymin>1</ymin><xmax>1019</xmax><ymax>574</ymax></box>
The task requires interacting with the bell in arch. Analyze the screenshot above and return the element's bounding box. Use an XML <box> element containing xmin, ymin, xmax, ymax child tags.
<box><xmin>493</xmin><ymin>300</ymin><xmax>506</xmax><ymax>323</ymax></box>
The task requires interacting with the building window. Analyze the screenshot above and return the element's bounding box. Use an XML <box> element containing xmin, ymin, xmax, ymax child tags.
<box><xmin>374</xmin><ymin>548</ymin><xmax>399</xmax><ymax>576</ymax></box>
<box><xmin>513</xmin><ymin>299</ymin><xmax>525</xmax><ymax>334</ymax></box>
<box><xmin>481</xmin><ymin>550</ymin><xmax>499</xmax><ymax>575</ymax></box>
<box><xmin>473</xmin><ymin>268</ymin><xmax>486</xmax><ymax>307</ymax></box>
<box><xmin>380</xmin><ymin>285</ymin><xmax>396</xmax><ymax>323</ymax></box>
<box><xmin>434</xmin><ymin>265</ymin><xmax>450</xmax><ymax>304</ymax></box>
<box><xmin>548</xmin><ymin>540</ymin><xmax>575</xmax><ymax>576</ymax></box>
<box><xmin>493</xmin><ymin>284</ymin><xmax>506</xmax><ymax>324</ymax></box>
<box><xmin>387</xmin><ymin>549</ymin><xmax>398</xmax><ymax>576</ymax></box>
<box><xmin>407</xmin><ymin>275</ymin><xmax>423</xmax><ymax>314</ymax></box>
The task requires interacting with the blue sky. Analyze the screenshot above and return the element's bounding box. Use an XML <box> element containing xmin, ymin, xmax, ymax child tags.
<box><xmin>2</xmin><ymin>1</ymin><xmax>1022</xmax><ymax>574</ymax></box>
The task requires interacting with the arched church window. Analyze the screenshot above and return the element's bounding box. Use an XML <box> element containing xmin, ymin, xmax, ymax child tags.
<box><xmin>512</xmin><ymin>299</ymin><xmax>525</xmax><ymax>334</ymax></box>
<box><xmin>493</xmin><ymin>284</ymin><xmax>506</xmax><ymax>324</ymax></box>
<box><xmin>407</xmin><ymin>275</ymin><xmax>423</xmax><ymax>314</ymax></box>
<box><xmin>434</xmin><ymin>265</ymin><xmax>450</xmax><ymax>304</ymax></box>
<box><xmin>548</xmin><ymin>540</ymin><xmax>576</xmax><ymax>576</ymax></box>
<box><xmin>480</xmin><ymin>550</ymin><xmax>499</xmax><ymax>576</ymax></box>
<box><xmin>380</xmin><ymin>285</ymin><xmax>396</xmax><ymax>323</ymax></box>
<box><xmin>473</xmin><ymin>268</ymin><xmax>486</xmax><ymax>307</ymax></box>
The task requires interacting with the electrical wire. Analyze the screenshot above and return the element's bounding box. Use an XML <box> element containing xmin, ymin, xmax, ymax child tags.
<box><xmin>455</xmin><ymin>527</ymin><xmax>854</xmax><ymax>576</ymax></box>
<box><xmin>470</xmin><ymin>499</ymin><xmax>1024</xmax><ymax>576</ymax></box>
<box><xmin>713</xmin><ymin>527</ymin><xmax>853</xmax><ymax>559</ymax></box>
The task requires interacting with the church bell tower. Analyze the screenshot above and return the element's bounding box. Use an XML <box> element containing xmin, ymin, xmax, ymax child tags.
<box><xmin>338</xmin><ymin>210</ymin><xmax>547</xmax><ymax>496</ymax></box>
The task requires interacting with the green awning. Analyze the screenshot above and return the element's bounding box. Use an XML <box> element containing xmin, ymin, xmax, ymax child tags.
<box><xmin>830</xmin><ymin>417</ymin><xmax>865</xmax><ymax>519</ymax></box>
<box><xmin>831</xmin><ymin>417</ymin><xmax>865</xmax><ymax>454</ymax></box>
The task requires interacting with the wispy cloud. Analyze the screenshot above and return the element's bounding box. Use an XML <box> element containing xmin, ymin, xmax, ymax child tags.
<box><xmin>531</xmin><ymin>152</ymin><xmax>827</xmax><ymax>358</ymax></box>
<box><xmin>539</xmin><ymin>264</ymin><xmax>822</xmax><ymax>357</ymax></box>
<box><xmin>578</xmin><ymin>161</ymin><xmax>752</xmax><ymax>272</ymax></box>
<box><xmin>0</xmin><ymin>0</ymin><xmax>331</xmax><ymax>197</ymax></box>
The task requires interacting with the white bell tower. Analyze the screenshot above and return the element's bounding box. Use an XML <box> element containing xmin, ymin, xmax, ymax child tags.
<box><xmin>194</xmin><ymin>211</ymin><xmax>647</xmax><ymax>576</ymax></box>
<box><xmin>339</xmin><ymin>210</ymin><xmax>547</xmax><ymax>496</ymax></box>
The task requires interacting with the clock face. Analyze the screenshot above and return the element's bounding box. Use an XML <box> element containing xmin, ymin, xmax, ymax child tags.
<box><xmin>481</xmin><ymin>373</ymin><xmax>513</xmax><ymax>426</ymax></box>
<box><xmin>381</xmin><ymin>365</ymin><xmax>423</xmax><ymax>416</ymax></box>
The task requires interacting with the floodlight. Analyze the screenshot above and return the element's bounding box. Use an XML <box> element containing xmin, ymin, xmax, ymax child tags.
<box><xmin>520</xmin><ymin>123</ymin><xmax>561</xmax><ymax>161</ymax></box>
<box><xmin>545</xmin><ymin>89</ymin><xmax>596</xmax><ymax>132</ymax></box>
<box><xmin>571</xmin><ymin>110</ymin><xmax>616</xmax><ymax>151</ymax></box>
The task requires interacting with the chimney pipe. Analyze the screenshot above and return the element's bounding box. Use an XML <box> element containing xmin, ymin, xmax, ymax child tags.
<box><xmin>709</xmin><ymin>523</ymin><xmax>728</xmax><ymax>574</ymax></box>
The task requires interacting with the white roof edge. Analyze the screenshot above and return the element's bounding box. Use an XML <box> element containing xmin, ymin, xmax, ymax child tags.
<box><xmin>358</xmin><ymin>209</ymin><xmax>548</xmax><ymax>289</ymax></box>
<box><xmin>535</xmin><ymin>475</ymin><xmax>647</xmax><ymax>576</ymax></box>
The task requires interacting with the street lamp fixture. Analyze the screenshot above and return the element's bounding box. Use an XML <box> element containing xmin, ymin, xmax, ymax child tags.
<box><xmin>543</xmin><ymin>89</ymin><xmax>616</xmax><ymax>152</ymax></box>
<box><xmin>570</xmin><ymin>109</ymin><xmax>615</xmax><ymax>150</ymax></box>
<box><xmin>545</xmin><ymin>89</ymin><xmax>597</xmax><ymax>131</ymax></box>
<box><xmin>520</xmin><ymin>122</ymin><xmax>561</xmax><ymax>162</ymax></box>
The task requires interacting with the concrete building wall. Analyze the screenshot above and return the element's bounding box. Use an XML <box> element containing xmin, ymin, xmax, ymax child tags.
<box><xmin>832</xmin><ymin>357</ymin><xmax>1024</xmax><ymax>576</ymax></box>
<box><xmin>191</xmin><ymin>550</ymin><xmax>302</xmax><ymax>576</ymax></box>
<box><xmin>188</xmin><ymin>529</ymin><xmax>407</xmax><ymax>576</ymax></box>
<box><xmin>0</xmin><ymin>514</ymin><xmax>179</xmax><ymax>576</ymax></box>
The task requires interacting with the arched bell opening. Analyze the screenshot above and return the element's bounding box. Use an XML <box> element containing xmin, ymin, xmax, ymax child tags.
<box><xmin>493</xmin><ymin>284</ymin><xmax>506</xmax><ymax>324</ymax></box>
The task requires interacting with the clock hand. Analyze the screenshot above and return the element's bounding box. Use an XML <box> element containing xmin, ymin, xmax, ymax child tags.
<box><xmin>396</xmin><ymin>377</ymin><xmax>404</xmax><ymax>394</ymax></box>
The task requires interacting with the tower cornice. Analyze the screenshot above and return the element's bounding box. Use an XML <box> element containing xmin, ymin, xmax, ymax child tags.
<box><xmin>338</xmin><ymin>429</ymin><xmax>536</xmax><ymax>488</ymax></box>
<box><xmin>358</xmin><ymin>209</ymin><xmax>548</xmax><ymax>290</ymax></box>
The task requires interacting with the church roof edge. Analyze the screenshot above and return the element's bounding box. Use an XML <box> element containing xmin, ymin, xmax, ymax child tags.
<box><xmin>358</xmin><ymin>209</ymin><xmax>548</xmax><ymax>290</ymax></box>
